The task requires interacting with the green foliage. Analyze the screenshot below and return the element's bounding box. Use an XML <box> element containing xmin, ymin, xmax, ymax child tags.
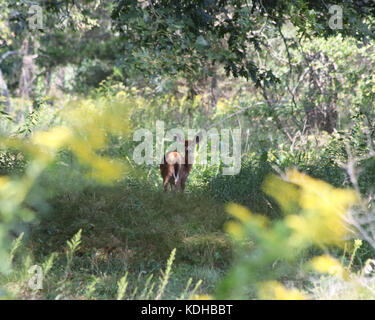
<box><xmin>111</xmin><ymin>0</ymin><xmax>375</xmax><ymax>85</ymax></box>
<box><xmin>215</xmin><ymin>171</ymin><xmax>361</xmax><ymax>299</ymax></box>
<box><xmin>0</xmin><ymin>88</ymin><xmax>374</xmax><ymax>299</ymax></box>
<box><xmin>3</xmin><ymin>231</ymin><xmax>204</xmax><ymax>299</ymax></box>
<box><xmin>116</xmin><ymin>271</ymin><xmax>128</xmax><ymax>300</ymax></box>
<box><xmin>65</xmin><ymin>229</ymin><xmax>82</xmax><ymax>270</ymax></box>
<box><xmin>1</xmin><ymin>0</ymin><xmax>375</xmax><ymax>301</ymax></box>
<box><xmin>9</xmin><ymin>232</ymin><xmax>23</xmax><ymax>264</ymax></box>
<box><xmin>155</xmin><ymin>248</ymin><xmax>176</xmax><ymax>300</ymax></box>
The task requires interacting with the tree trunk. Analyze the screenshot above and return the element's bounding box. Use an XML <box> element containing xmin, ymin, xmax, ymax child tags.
<box><xmin>18</xmin><ymin>37</ymin><xmax>38</xmax><ymax>115</ymax></box>
<box><xmin>0</xmin><ymin>50</ymin><xmax>19</xmax><ymax>114</ymax></box>
<box><xmin>0</xmin><ymin>69</ymin><xmax>11</xmax><ymax>113</ymax></box>
<box><xmin>304</xmin><ymin>52</ymin><xmax>338</xmax><ymax>133</ymax></box>
<box><xmin>210</xmin><ymin>65</ymin><xmax>218</xmax><ymax>115</ymax></box>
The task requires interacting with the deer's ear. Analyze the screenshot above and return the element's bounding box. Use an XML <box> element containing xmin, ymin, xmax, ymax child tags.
<box><xmin>174</xmin><ymin>134</ymin><xmax>184</xmax><ymax>143</ymax></box>
<box><xmin>195</xmin><ymin>132</ymin><xmax>202</xmax><ymax>144</ymax></box>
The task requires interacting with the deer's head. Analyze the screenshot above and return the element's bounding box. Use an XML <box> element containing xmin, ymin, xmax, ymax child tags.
<box><xmin>173</xmin><ymin>132</ymin><xmax>201</xmax><ymax>164</ymax></box>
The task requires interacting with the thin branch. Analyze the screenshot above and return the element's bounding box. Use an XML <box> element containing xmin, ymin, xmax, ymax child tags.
<box><xmin>205</xmin><ymin>101</ymin><xmax>265</xmax><ymax>130</ymax></box>
<box><xmin>0</xmin><ymin>50</ymin><xmax>18</xmax><ymax>65</ymax></box>
<box><xmin>278</xmin><ymin>24</ymin><xmax>303</xmax><ymax>131</ymax></box>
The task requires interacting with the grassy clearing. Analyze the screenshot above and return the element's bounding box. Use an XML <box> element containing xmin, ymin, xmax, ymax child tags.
<box><xmin>4</xmin><ymin>144</ymin><xmax>375</xmax><ymax>299</ymax></box>
<box><xmin>3</xmin><ymin>169</ymin><xmax>234</xmax><ymax>299</ymax></box>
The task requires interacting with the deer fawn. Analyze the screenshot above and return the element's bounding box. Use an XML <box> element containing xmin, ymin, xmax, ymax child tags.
<box><xmin>160</xmin><ymin>133</ymin><xmax>201</xmax><ymax>192</ymax></box>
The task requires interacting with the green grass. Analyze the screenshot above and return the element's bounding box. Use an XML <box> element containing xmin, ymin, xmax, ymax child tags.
<box><xmin>4</xmin><ymin>170</ymin><xmax>234</xmax><ymax>299</ymax></box>
<box><xmin>3</xmin><ymin>138</ymin><xmax>375</xmax><ymax>299</ymax></box>
<box><xmin>32</xmin><ymin>180</ymin><xmax>232</xmax><ymax>265</ymax></box>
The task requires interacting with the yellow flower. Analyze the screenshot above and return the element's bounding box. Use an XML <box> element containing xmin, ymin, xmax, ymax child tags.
<box><xmin>190</xmin><ymin>294</ymin><xmax>213</xmax><ymax>300</ymax></box>
<box><xmin>226</xmin><ymin>203</ymin><xmax>268</xmax><ymax>227</ymax></box>
<box><xmin>0</xmin><ymin>176</ymin><xmax>10</xmax><ymax>190</ymax></box>
<box><xmin>31</xmin><ymin>126</ymin><xmax>72</xmax><ymax>150</ymax></box>
<box><xmin>116</xmin><ymin>90</ymin><xmax>127</xmax><ymax>98</ymax></box>
<box><xmin>226</xmin><ymin>203</ymin><xmax>252</xmax><ymax>223</ymax></box>
<box><xmin>225</xmin><ymin>203</ymin><xmax>269</xmax><ymax>241</ymax></box>
<box><xmin>287</xmin><ymin>170</ymin><xmax>357</xmax><ymax>215</ymax></box>
<box><xmin>262</xmin><ymin>174</ymin><xmax>301</xmax><ymax>214</ymax></box>
<box><xmin>90</xmin><ymin>158</ymin><xmax>125</xmax><ymax>183</ymax></box>
<box><xmin>310</xmin><ymin>254</ymin><xmax>348</xmax><ymax>279</ymax></box>
<box><xmin>354</xmin><ymin>239</ymin><xmax>363</xmax><ymax>248</ymax></box>
<box><xmin>258</xmin><ymin>281</ymin><xmax>306</xmax><ymax>300</ymax></box>
<box><xmin>276</xmin><ymin>170</ymin><xmax>357</xmax><ymax>246</ymax></box>
<box><xmin>224</xmin><ymin>220</ymin><xmax>245</xmax><ymax>240</ymax></box>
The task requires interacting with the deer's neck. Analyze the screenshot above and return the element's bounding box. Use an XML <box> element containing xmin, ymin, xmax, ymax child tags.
<box><xmin>184</xmin><ymin>150</ymin><xmax>193</xmax><ymax>167</ymax></box>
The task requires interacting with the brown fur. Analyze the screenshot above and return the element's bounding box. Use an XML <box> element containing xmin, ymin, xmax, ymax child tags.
<box><xmin>160</xmin><ymin>137</ymin><xmax>199</xmax><ymax>192</ymax></box>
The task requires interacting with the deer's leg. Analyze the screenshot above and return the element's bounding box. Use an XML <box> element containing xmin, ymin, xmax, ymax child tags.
<box><xmin>180</xmin><ymin>179</ymin><xmax>186</xmax><ymax>193</ymax></box>
<box><xmin>163</xmin><ymin>174</ymin><xmax>171</xmax><ymax>192</ymax></box>
<box><xmin>171</xmin><ymin>182</ymin><xmax>176</xmax><ymax>192</ymax></box>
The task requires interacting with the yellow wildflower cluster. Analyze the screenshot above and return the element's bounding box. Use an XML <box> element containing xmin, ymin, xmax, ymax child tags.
<box><xmin>264</xmin><ymin>169</ymin><xmax>357</xmax><ymax>247</ymax></box>
<box><xmin>225</xmin><ymin>202</ymin><xmax>268</xmax><ymax>241</ymax></box>
<box><xmin>258</xmin><ymin>281</ymin><xmax>306</xmax><ymax>300</ymax></box>
<box><xmin>311</xmin><ymin>254</ymin><xmax>348</xmax><ymax>279</ymax></box>
<box><xmin>0</xmin><ymin>95</ymin><xmax>131</xmax><ymax>273</ymax></box>
<box><xmin>190</xmin><ymin>294</ymin><xmax>213</xmax><ymax>300</ymax></box>
<box><xmin>28</xmin><ymin>96</ymin><xmax>130</xmax><ymax>183</ymax></box>
<box><xmin>224</xmin><ymin>169</ymin><xmax>358</xmax><ymax>300</ymax></box>
<box><xmin>285</xmin><ymin>170</ymin><xmax>357</xmax><ymax>246</ymax></box>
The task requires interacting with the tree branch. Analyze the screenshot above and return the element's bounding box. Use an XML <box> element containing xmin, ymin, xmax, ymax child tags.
<box><xmin>0</xmin><ymin>50</ymin><xmax>19</xmax><ymax>65</ymax></box>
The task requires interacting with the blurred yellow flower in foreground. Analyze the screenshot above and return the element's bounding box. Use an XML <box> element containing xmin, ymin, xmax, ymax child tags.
<box><xmin>224</xmin><ymin>220</ymin><xmax>245</xmax><ymax>241</ymax></box>
<box><xmin>287</xmin><ymin>169</ymin><xmax>357</xmax><ymax>215</ymax></box>
<box><xmin>258</xmin><ymin>281</ymin><xmax>306</xmax><ymax>300</ymax></box>
<box><xmin>311</xmin><ymin>254</ymin><xmax>348</xmax><ymax>279</ymax></box>
<box><xmin>28</xmin><ymin>97</ymin><xmax>130</xmax><ymax>184</ymax></box>
<box><xmin>32</xmin><ymin>126</ymin><xmax>72</xmax><ymax>150</ymax></box>
<box><xmin>0</xmin><ymin>176</ymin><xmax>10</xmax><ymax>190</ymax></box>
<box><xmin>190</xmin><ymin>294</ymin><xmax>213</xmax><ymax>300</ymax></box>
<box><xmin>287</xmin><ymin>170</ymin><xmax>357</xmax><ymax>246</ymax></box>
<box><xmin>226</xmin><ymin>203</ymin><xmax>252</xmax><ymax>223</ymax></box>
<box><xmin>226</xmin><ymin>203</ymin><xmax>268</xmax><ymax>227</ymax></box>
<box><xmin>224</xmin><ymin>170</ymin><xmax>358</xmax><ymax>300</ymax></box>
<box><xmin>225</xmin><ymin>203</ymin><xmax>268</xmax><ymax>241</ymax></box>
<box><xmin>264</xmin><ymin>170</ymin><xmax>357</xmax><ymax>247</ymax></box>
